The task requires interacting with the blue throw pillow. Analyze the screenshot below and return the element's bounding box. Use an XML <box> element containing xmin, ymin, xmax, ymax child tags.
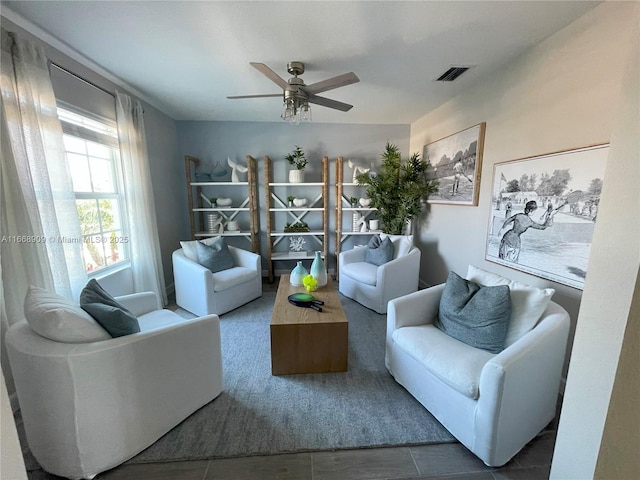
<box><xmin>80</xmin><ymin>279</ymin><xmax>140</xmax><ymax>338</ymax></box>
<box><xmin>365</xmin><ymin>234</ymin><xmax>394</xmax><ymax>266</ymax></box>
<box><xmin>196</xmin><ymin>238</ymin><xmax>234</xmax><ymax>273</ymax></box>
<box><xmin>434</xmin><ymin>271</ymin><xmax>511</xmax><ymax>353</ymax></box>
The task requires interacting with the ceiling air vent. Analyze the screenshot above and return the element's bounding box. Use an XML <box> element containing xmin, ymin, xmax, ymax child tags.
<box><xmin>436</xmin><ymin>66</ymin><xmax>471</xmax><ymax>82</ymax></box>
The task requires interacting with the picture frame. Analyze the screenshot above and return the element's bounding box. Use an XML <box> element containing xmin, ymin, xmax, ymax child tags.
<box><xmin>424</xmin><ymin>122</ymin><xmax>486</xmax><ymax>206</ymax></box>
<box><xmin>485</xmin><ymin>144</ymin><xmax>609</xmax><ymax>290</ymax></box>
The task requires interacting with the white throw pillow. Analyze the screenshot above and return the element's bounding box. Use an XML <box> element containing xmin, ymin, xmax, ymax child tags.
<box><xmin>379</xmin><ymin>233</ymin><xmax>413</xmax><ymax>259</ymax></box>
<box><xmin>24</xmin><ymin>285</ymin><xmax>111</xmax><ymax>343</ymax></box>
<box><xmin>180</xmin><ymin>236</ymin><xmax>221</xmax><ymax>262</ymax></box>
<box><xmin>466</xmin><ymin>265</ymin><xmax>555</xmax><ymax>347</ymax></box>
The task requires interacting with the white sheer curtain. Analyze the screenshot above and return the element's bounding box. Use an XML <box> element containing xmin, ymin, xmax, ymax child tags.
<box><xmin>116</xmin><ymin>92</ymin><xmax>167</xmax><ymax>305</ymax></box>
<box><xmin>1</xmin><ymin>31</ymin><xmax>86</xmax><ymax>392</ymax></box>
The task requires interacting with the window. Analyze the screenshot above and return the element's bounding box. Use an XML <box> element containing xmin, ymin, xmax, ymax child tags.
<box><xmin>57</xmin><ymin>106</ymin><xmax>129</xmax><ymax>274</ymax></box>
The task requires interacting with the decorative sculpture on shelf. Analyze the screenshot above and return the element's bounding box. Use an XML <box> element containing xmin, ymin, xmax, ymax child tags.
<box><xmin>348</xmin><ymin>159</ymin><xmax>370</xmax><ymax>183</ymax></box>
<box><xmin>227</xmin><ymin>157</ymin><xmax>248</xmax><ymax>182</ymax></box>
<box><xmin>289</xmin><ymin>236</ymin><xmax>306</xmax><ymax>252</ymax></box>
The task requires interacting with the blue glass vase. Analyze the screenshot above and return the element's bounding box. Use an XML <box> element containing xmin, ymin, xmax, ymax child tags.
<box><xmin>290</xmin><ymin>261</ymin><xmax>308</xmax><ymax>286</ymax></box>
<box><xmin>310</xmin><ymin>251</ymin><xmax>327</xmax><ymax>287</ymax></box>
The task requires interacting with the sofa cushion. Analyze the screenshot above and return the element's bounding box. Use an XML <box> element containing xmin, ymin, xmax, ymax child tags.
<box><xmin>435</xmin><ymin>271</ymin><xmax>511</xmax><ymax>354</ymax></box>
<box><xmin>393</xmin><ymin>324</ymin><xmax>495</xmax><ymax>399</ymax></box>
<box><xmin>341</xmin><ymin>261</ymin><xmax>378</xmax><ymax>286</ymax></box>
<box><xmin>180</xmin><ymin>236</ymin><xmax>221</xmax><ymax>262</ymax></box>
<box><xmin>80</xmin><ymin>279</ymin><xmax>140</xmax><ymax>338</ymax></box>
<box><xmin>81</xmin><ymin>303</ymin><xmax>141</xmax><ymax>338</ymax></box>
<box><xmin>466</xmin><ymin>265</ymin><xmax>555</xmax><ymax>346</ymax></box>
<box><xmin>380</xmin><ymin>233</ymin><xmax>413</xmax><ymax>259</ymax></box>
<box><xmin>23</xmin><ymin>285</ymin><xmax>111</xmax><ymax>343</ymax></box>
<box><xmin>212</xmin><ymin>266</ymin><xmax>258</xmax><ymax>292</ymax></box>
<box><xmin>365</xmin><ymin>234</ymin><xmax>394</xmax><ymax>266</ymax></box>
<box><xmin>196</xmin><ymin>238</ymin><xmax>234</xmax><ymax>273</ymax></box>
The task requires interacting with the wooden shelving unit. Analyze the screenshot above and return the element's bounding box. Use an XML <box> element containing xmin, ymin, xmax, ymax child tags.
<box><xmin>335</xmin><ymin>156</ymin><xmax>379</xmax><ymax>277</ymax></box>
<box><xmin>264</xmin><ymin>155</ymin><xmax>329</xmax><ymax>282</ymax></box>
<box><xmin>184</xmin><ymin>155</ymin><xmax>259</xmax><ymax>253</ymax></box>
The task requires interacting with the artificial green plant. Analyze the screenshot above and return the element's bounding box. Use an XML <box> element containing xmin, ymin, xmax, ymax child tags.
<box><xmin>356</xmin><ymin>142</ymin><xmax>438</xmax><ymax>235</ymax></box>
<box><xmin>285</xmin><ymin>145</ymin><xmax>308</xmax><ymax>170</ymax></box>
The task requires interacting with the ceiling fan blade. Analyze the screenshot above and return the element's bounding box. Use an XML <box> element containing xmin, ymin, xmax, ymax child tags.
<box><xmin>250</xmin><ymin>62</ymin><xmax>290</xmax><ymax>90</ymax></box>
<box><xmin>307</xmin><ymin>93</ymin><xmax>353</xmax><ymax>112</ymax></box>
<box><xmin>302</xmin><ymin>72</ymin><xmax>360</xmax><ymax>95</ymax></box>
<box><xmin>227</xmin><ymin>94</ymin><xmax>282</xmax><ymax>99</ymax></box>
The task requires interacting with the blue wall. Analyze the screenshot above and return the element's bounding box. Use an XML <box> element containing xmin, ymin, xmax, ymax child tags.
<box><xmin>176</xmin><ymin>121</ymin><xmax>410</xmax><ymax>273</ymax></box>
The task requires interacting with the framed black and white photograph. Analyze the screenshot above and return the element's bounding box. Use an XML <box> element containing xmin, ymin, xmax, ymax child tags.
<box><xmin>485</xmin><ymin>144</ymin><xmax>609</xmax><ymax>290</ymax></box>
<box><xmin>424</xmin><ymin>123</ymin><xmax>486</xmax><ymax>206</ymax></box>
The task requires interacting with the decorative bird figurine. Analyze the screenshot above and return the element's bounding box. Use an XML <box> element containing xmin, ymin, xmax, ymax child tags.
<box><xmin>227</xmin><ymin>157</ymin><xmax>248</xmax><ymax>182</ymax></box>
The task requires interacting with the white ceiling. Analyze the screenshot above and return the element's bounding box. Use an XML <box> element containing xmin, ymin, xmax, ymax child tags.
<box><xmin>3</xmin><ymin>1</ymin><xmax>600</xmax><ymax>125</ymax></box>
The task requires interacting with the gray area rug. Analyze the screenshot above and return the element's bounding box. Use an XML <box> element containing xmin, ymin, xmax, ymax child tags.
<box><xmin>128</xmin><ymin>292</ymin><xmax>454</xmax><ymax>463</ymax></box>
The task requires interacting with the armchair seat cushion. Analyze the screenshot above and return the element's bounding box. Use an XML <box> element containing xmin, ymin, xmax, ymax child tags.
<box><xmin>211</xmin><ymin>266</ymin><xmax>258</xmax><ymax>292</ymax></box>
<box><xmin>341</xmin><ymin>261</ymin><xmax>378</xmax><ymax>286</ymax></box>
<box><xmin>393</xmin><ymin>324</ymin><xmax>494</xmax><ymax>399</ymax></box>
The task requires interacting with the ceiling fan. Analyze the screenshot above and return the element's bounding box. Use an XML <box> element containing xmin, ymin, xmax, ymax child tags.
<box><xmin>227</xmin><ymin>61</ymin><xmax>360</xmax><ymax>121</ymax></box>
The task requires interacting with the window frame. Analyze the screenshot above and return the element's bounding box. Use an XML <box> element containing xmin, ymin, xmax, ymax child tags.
<box><xmin>57</xmin><ymin>103</ymin><xmax>131</xmax><ymax>276</ymax></box>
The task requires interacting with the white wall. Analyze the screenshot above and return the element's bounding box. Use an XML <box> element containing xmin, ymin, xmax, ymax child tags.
<box><xmin>552</xmin><ymin>3</ymin><xmax>639</xmax><ymax>477</ymax></box>
<box><xmin>409</xmin><ymin>1</ymin><xmax>635</xmax><ymax>327</ymax></box>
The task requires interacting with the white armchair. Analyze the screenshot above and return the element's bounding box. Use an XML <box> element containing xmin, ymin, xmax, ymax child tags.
<box><xmin>173</xmin><ymin>245</ymin><xmax>262</xmax><ymax>316</ymax></box>
<box><xmin>5</xmin><ymin>291</ymin><xmax>223</xmax><ymax>480</ymax></box>
<box><xmin>385</xmin><ymin>283</ymin><xmax>570</xmax><ymax>467</ymax></box>
<box><xmin>339</xmin><ymin>243</ymin><xmax>420</xmax><ymax>314</ymax></box>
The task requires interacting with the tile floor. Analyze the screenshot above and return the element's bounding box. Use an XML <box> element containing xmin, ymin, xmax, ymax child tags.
<box><xmin>20</xmin><ymin>279</ymin><xmax>558</xmax><ymax>480</ymax></box>
<box><xmin>24</xmin><ymin>431</ymin><xmax>557</xmax><ymax>480</ymax></box>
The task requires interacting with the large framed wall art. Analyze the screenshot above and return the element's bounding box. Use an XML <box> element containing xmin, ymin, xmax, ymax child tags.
<box><xmin>424</xmin><ymin>122</ymin><xmax>486</xmax><ymax>206</ymax></box>
<box><xmin>485</xmin><ymin>144</ymin><xmax>609</xmax><ymax>290</ymax></box>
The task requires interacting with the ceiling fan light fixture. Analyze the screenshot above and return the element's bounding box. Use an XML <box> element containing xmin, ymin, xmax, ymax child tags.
<box><xmin>231</xmin><ymin>62</ymin><xmax>358</xmax><ymax>122</ymax></box>
<box><xmin>281</xmin><ymin>96</ymin><xmax>311</xmax><ymax>124</ymax></box>
<box><xmin>300</xmin><ymin>103</ymin><xmax>312</xmax><ymax>122</ymax></box>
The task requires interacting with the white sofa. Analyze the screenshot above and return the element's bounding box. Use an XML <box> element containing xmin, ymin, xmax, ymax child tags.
<box><xmin>386</xmin><ymin>278</ymin><xmax>570</xmax><ymax>467</ymax></box>
<box><xmin>173</xmin><ymin>245</ymin><xmax>262</xmax><ymax>316</ymax></box>
<box><xmin>338</xmin><ymin>235</ymin><xmax>420</xmax><ymax>314</ymax></box>
<box><xmin>5</xmin><ymin>292</ymin><xmax>223</xmax><ymax>480</ymax></box>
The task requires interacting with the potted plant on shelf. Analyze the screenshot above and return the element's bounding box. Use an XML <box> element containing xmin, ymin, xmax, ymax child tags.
<box><xmin>287</xmin><ymin>195</ymin><xmax>295</xmax><ymax>207</ymax></box>
<box><xmin>285</xmin><ymin>145</ymin><xmax>308</xmax><ymax>183</ymax></box>
<box><xmin>356</xmin><ymin>142</ymin><xmax>439</xmax><ymax>235</ymax></box>
<box><xmin>284</xmin><ymin>221</ymin><xmax>310</xmax><ymax>233</ymax></box>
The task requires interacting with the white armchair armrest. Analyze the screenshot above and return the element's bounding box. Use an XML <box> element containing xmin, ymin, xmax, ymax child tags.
<box><xmin>340</xmin><ymin>246</ymin><xmax>367</xmax><ymax>265</ymax></box>
<box><xmin>6</xmin><ymin>313</ymin><xmax>222</xmax><ymax>479</ymax></box>
<box><xmin>173</xmin><ymin>247</ymin><xmax>212</xmax><ymax>289</ymax></box>
<box><xmin>116</xmin><ymin>292</ymin><xmax>162</xmax><ymax>316</ymax></box>
<box><xmin>388</xmin><ymin>282</ymin><xmax>444</xmax><ymax>330</ymax></box>
<box><xmin>475</xmin><ymin>302</ymin><xmax>570</xmax><ymax>465</ymax></box>
<box><xmin>228</xmin><ymin>245</ymin><xmax>260</xmax><ymax>270</ymax></box>
<box><xmin>386</xmin><ymin>282</ymin><xmax>445</xmax><ymax>369</ymax></box>
<box><xmin>377</xmin><ymin>248</ymin><xmax>421</xmax><ymax>301</ymax></box>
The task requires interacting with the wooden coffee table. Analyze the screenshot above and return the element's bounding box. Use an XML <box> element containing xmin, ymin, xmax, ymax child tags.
<box><xmin>270</xmin><ymin>274</ymin><xmax>348</xmax><ymax>375</ymax></box>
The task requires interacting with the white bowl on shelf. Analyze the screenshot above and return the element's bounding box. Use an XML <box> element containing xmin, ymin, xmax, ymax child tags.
<box><xmin>359</xmin><ymin>198</ymin><xmax>371</xmax><ymax>207</ymax></box>
<box><xmin>216</xmin><ymin>197</ymin><xmax>232</xmax><ymax>206</ymax></box>
<box><xmin>293</xmin><ymin>198</ymin><xmax>307</xmax><ymax>207</ymax></box>
<box><xmin>226</xmin><ymin>220</ymin><xmax>240</xmax><ymax>231</ymax></box>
